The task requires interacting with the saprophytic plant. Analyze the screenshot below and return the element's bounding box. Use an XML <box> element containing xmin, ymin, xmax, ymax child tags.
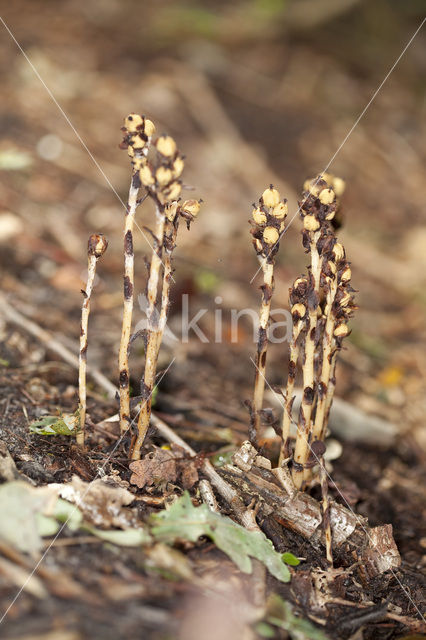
<box><xmin>118</xmin><ymin>114</ymin><xmax>201</xmax><ymax>460</ymax></box>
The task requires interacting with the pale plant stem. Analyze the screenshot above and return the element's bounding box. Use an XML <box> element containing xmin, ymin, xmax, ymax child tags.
<box><xmin>320</xmin><ymin>457</ymin><xmax>333</xmax><ymax>566</ymax></box>
<box><xmin>157</xmin><ymin>219</ymin><xmax>177</xmax><ymax>350</ymax></box>
<box><xmin>131</xmin><ymin>205</ymin><xmax>166</xmax><ymax>460</ymax></box>
<box><xmin>77</xmin><ymin>254</ymin><xmax>97</xmax><ymax>447</ymax></box>
<box><xmin>292</xmin><ymin>232</ymin><xmax>320</xmax><ymax>488</ymax></box>
<box><xmin>251</xmin><ymin>258</ymin><xmax>274</xmax><ymax>447</ymax></box>
<box><xmin>323</xmin><ymin>351</ymin><xmax>338</xmax><ymax>438</ymax></box>
<box><xmin>279</xmin><ymin>319</ymin><xmax>303</xmax><ymax>464</ymax></box>
<box><xmin>118</xmin><ymin>176</ymin><xmax>140</xmax><ymax>434</ymax></box>
<box><xmin>312</xmin><ymin>277</ymin><xmax>338</xmax><ymax>444</ymax></box>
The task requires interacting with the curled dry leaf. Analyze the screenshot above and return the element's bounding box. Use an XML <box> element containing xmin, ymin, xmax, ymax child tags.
<box><xmin>129</xmin><ymin>444</ymin><xmax>200</xmax><ymax>490</ymax></box>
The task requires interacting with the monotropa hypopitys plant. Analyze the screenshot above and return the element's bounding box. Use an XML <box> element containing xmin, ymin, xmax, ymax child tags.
<box><xmin>119</xmin><ymin>114</ymin><xmax>201</xmax><ymax>460</ymax></box>
<box><xmin>249</xmin><ymin>186</ymin><xmax>288</xmax><ymax>448</ymax></box>
<box><xmin>283</xmin><ymin>174</ymin><xmax>356</xmax><ymax>489</ymax></box>
<box><xmin>248</xmin><ymin>174</ymin><xmax>355</xmax><ymax>493</ymax></box>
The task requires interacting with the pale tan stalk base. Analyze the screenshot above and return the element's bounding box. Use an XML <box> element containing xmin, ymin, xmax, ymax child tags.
<box><xmin>118</xmin><ymin>178</ymin><xmax>140</xmax><ymax>435</ymax></box>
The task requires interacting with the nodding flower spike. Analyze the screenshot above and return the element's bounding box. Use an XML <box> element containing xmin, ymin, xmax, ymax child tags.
<box><xmin>262</xmin><ymin>185</ymin><xmax>281</xmax><ymax>208</ymax></box>
<box><xmin>156</xmin><ymin>135</ymin><xmax>177</xmax><ymax>158</ymax></box>
<box><xmin>88</xmin><ymin>233</ymin><xmax>108</xmax><ymax>258</ymax></box>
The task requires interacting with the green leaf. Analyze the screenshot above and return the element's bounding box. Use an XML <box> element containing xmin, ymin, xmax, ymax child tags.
<box><xmin>53</xmin><ymin>498</ymin><xmax>84</xmax><ymax>531</ymax></box>
<box><xmin>282</xmin><ymin>552</ymin><xmax>300</xmax><ymax>566</ymax></box>
<box><xmin>29</xmin><ymin>413</ymin><xmax>80</xmax><ymax>436</ymax></box>
<box><xmin>266</xmin><ymin>594</ymin><xmax>329</xmax><ymax>640</ymax></box>
<box><xmin>255</xmin><ymin>622</ymin><xmax>276</xmax><ymax>638</ymax></box>
<box><xmin>151</xmin><ymin>492</ymin><xmax>291</xmax><ymax>582</ymax></box>
<box><xmin>35</xmin><ymin>513</ymin><xmax>61</xmax><ymax>537</ymax></box>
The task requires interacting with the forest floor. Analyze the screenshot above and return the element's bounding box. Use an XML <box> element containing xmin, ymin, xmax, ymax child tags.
<box><xmin>0</xmin><ymin>2</ymin><xmax>425</xmax><ymax>638</ymax></box>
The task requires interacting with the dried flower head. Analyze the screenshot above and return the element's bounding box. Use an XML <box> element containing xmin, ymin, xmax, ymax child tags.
<box><xmin>250</xmin><ymin>185</ymin><xmax>288</xmax><ymax>261</ymax></box>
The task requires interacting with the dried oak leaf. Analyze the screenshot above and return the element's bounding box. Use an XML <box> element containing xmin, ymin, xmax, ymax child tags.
<box><xmin>129</xmin><ymin>445</ymin><xmax>199</xmax><ymax>490</ymax></box>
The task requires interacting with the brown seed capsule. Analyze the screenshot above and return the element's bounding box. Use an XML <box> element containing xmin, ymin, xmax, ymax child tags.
<box><xmin>88</xmin><ymin>233</ymin><xmax>108</xmax><ymax>258</ymax></box>
<box><xmin>156</xmin><ymin>135</ymin><xmax>177</xmax><ymax>158</ymax></box>
<box><xmin>156</xmin><ymin>166</ymin><xmax>173</xmax><ymax>186</ymax></box>
<box><xmin>332</xmin><ymin>176</ymin><xmax>345</xmax><ymax>197</ymax></box>
<box><xmin>130</xmin><ymin>134</ymin><xmax>146</xmax><ymax>150</ymax></box>
<box><xmin>340</xmin><ymin>266</ymin><xmax>352</xmax><ymax>282</ymax></box>
<box><xmin>182</xmin><ymin>199</ymin><xmax>201</xmax><ymax>217</ymax></box>
<box><xmin>132</xmin><ymin>157</ymin><xmax>146</xmax><ymax>171</ymax></box>
<box><xmin>332</xmin><ymin>243</ymin><xmax>345</xmax><ymax>261</ymax></box>
<box><xmin>172</xmin><ymin>156</ymin><xmax>185</xmax><ymax>178</ymax></box>
<box><xmin>334</xmin><ymin>323</ymin><xmax>350</xmax><ymax>338</ymax></box>
<box><xmin>263</xmin><ymin>226</ymin><xmax>279</xmax><ymax>245</ymax></box>
<box><xmin>262</xmin><ymin>186</ymin><xmax>280</xmax><ymax>208</ymax></box>
<box><xmin>125</xmin><ymin>113</ymin><xmax>143</xmax><ymax>133</ymax></box>
<box><xmin>319</xmin><ymin>188</ymin><xmax>335</xmax><ymax>205</ymax></box>
<box><xmin>165</xmin><ymin>181</ymin><xmax>182</xmax><ymax>201</ymax></box>
<box><xmin>303</xmin><ymin>215</ymin><xmax>320</xmax><ymax>231</ymax></box>
<box><xmin>139</xmin><ymin>165</ymin><xmax>155</xmax><ymax>187</ymax></box>
<box><xmin>144</xmin><ymin>119</ymin><xmax>156</xmax><ymax>137</ymax></box>
<box><xmin>291</xmin><ymin>303</ymin><xmax>306</xmax><ymax>318</ymax></box>
<box><xmin>252</xmin><ymin>207</ymin><xmax>267</xmax><ymax>225</ymax></box>
<box><xmin>272</xmin><ymin>201</ymin><xmax>288</xmax><ymax>220</ymax></box>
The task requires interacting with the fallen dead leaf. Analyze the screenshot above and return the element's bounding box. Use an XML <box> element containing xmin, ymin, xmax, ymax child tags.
<box><xmin>129</xmin><ymin>444</ymin><xmax>200</xmax><ymax>490</ymax></box>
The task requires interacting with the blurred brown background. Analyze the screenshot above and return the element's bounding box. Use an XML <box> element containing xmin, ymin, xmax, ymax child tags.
<box><xmin>0</xmin><ymin>0</ymin><xmax>425</xmax><ymax>452</ymax></box>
